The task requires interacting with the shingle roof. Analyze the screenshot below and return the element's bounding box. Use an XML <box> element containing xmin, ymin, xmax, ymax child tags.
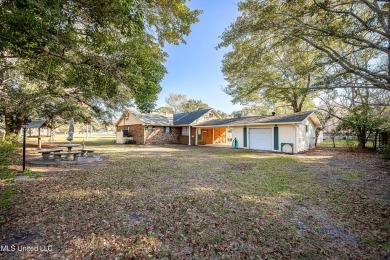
<box><xmin>126</xmin><ymin>108</ymin><xmax>213</xmax><ymax>126</ymax></box>
<box><xmin>196</xmin><ymin>111</ymin><xmax>316</xmax><ymax>127</ymax></box>
<box><xmin>26</xmin><ymin>120</ymin><xmax>47</xmax><ymax>129</ymax></box>
<box><xmin>173</xmin><ymin>109</ymin><xmax>212</xmax><ymax>125</ymax></box>
<box><xmin>129</xmin><ymin>110</ymin><xmax>173</xmax><ymax>126</ymax></box>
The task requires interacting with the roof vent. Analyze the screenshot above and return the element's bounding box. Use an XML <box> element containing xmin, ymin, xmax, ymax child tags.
<box><xmin>272</xmin><ymin>112</ymin><xmax>276</xmax><ymax>116</ymax></box>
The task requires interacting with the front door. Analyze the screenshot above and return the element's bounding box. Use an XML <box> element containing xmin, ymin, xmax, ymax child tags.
<box><xmin>197</xmin><ymin>128</ymin><xmax>203</xmax><ymax>142</ymax></box>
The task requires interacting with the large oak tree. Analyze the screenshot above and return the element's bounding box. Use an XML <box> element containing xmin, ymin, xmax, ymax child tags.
<box><xmin>0</xmin><ymin>0</ymin><xmax>200</xmax><ymax>133</ymax></box>
<box><xmin>219</xmin><ymin>0</ymin><xmax>389</xmax><ymax>92</ymax></box>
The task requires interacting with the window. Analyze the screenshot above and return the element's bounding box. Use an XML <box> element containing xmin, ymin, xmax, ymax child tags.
<box><xmin>164</xmin><ymin>127</ymin><xmax>172</xmax><ymax>134</ymax></box>
<box><xmin>208</xmin><ymin>113</ymin><xmax>214</xmax><ymax>118</ymax></box>
<box><xmin>305</xmin><ymin>125</ymin><xmax>308</xmax><ymax>133</ymax></box>
<box><xmin>145</xmin><ymin>126</ymin><xmax>155</xmax><ymax>133</ymax></box>
<box><xmin>181</xmin><ymin>127</ymin><xmax>189</xmax><ymax>136</ymax></box>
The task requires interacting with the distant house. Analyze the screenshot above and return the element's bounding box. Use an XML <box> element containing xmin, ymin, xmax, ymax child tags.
<box><xmin>115</xmin><ymin>109</ymin><xmax>222</xmax><ymax>145</ymax></box>
<box><xmin>116</xmin><ymin>109</ymin><xmax>321</xmax><ymax>154</ymax></box>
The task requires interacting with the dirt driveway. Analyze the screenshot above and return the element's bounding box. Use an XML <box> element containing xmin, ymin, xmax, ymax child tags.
<box><xmin>1</xmin><ymin>144</ymin><xmax>389</xmax><ymax>259</ymax></box>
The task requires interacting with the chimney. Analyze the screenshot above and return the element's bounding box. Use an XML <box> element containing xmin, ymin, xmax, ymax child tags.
<box><xmin>272</xmin><ymin>112</ymin><xmax>276</xmax><ymax>116</ymax></box>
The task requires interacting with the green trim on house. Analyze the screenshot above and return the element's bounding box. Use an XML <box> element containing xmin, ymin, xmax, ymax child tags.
<box><xmin>243</xmin><ymin>127</ymin><xmax>247</xmax><ymax>147</ymax></box>
<box><xmin>274</xmin><ymin>126</ymin><xmax>279</xmax><ymax>150</ymax></box>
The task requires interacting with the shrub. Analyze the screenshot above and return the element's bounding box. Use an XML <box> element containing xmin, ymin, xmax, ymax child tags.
<box><xmin>0</xmin><ymin>138</ymin><xmax>17</xmax><ymax>180</ymax></box>
<box><xmin>345</xmin><ymin>139</ymin><xmax>357</xmax><ymax>151</ymax></box>
<box><xmin>378</xmin><ymin>144</ymin><xmax>390</xmax><ymax>161</ymax></box>
<box><xmin>124</xmin><ymin>140</ymin><xmax>136</xmax><ymax>144</ymax></box>
<box><xmin>0</xmin><ymin>138</ymin><xmax>18</xmax><ymax>222</ymax></box>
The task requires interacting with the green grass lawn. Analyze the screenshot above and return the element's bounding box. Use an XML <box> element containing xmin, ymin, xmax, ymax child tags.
<box><xmin>0</xmin><ymin>142</ymin><xmax>389</xmax><ymax>259</ymax></box>
<box><xmin>319</xmin><ymin>139</ymin><xmax>375</xmax><ymax>148</ymax></box>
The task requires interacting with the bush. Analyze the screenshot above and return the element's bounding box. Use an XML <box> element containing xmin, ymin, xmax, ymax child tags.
<box><xmin>345</xmin><ymin>139</ymin><xmax>357</xmax><ymax>151</ymax></box>
<box><xmin>0</xmin><ymin>138</ymin><xmax>17</xmax><ymax>180</ymax></box>
<box><xmin>124</xmin><ymin>140</ymin><xmax>136</xmax><ymax>144</ymax></box>
<box><xmin>378</xmin><ymin>144</ymin><xmax>390</xmax><ymax>161</ymax></box>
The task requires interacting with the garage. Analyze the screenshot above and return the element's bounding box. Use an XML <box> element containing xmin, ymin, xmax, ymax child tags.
<box><xmin>249</xmin><ymin>128</ymin><xmax>272</xmax><ymax>150</ymax></box>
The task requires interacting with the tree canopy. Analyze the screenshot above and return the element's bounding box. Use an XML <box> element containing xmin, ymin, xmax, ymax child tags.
<box><xmin>220</xmin><ymin>38</ymin><xmax>322</xmax><ymax>112</ymax></box>
<box><xmin>219</xmin><ymin>0</ymin><xmax>390</xmax><ymax>92</ymax></box>
<box><xmin>165</xmin><ymin>93</ymin><xmax>188</xmax><ymax>113</ymax></box>
<box><xmin>181</xmin><ymin>99</ymin><xmax>209</xmax><ymax>112</ymax></box>
<box><xmin>0</xmin><ymin>0</ymin><xmax>201</xmax><ymax>133</ymax></box>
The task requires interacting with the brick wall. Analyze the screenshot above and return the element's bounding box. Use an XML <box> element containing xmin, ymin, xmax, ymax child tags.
<box><xmin>145</xmin><ymin>126</ymin><xmax>179</xmax><ymax>144</ymax></box>
<box><xmin>178</xmin><ymin>127</ymin><xmax>196</xmax><ymax>145</ymax></box>
<box><xmin>126</xmin><ymin>124</ymin><xmax>145</xmax><ymax>144</ymax></box>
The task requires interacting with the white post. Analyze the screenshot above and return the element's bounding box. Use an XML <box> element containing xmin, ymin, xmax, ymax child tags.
<box><xmin>86</xmin><ymin>124</ymin><xmax>88</xmax><ymax>138</ymax></box>
<box><xmin>195</xmin><ymin>128</ymin><xmax>198</xmax><ymax>145</ymax></box>
<box><xmin>212</xmin><ymin>128</ymin><xmax>215</xmax><ymax>144</ymax></box>
<box><xmin>89</xmin><ymin>123</ymin><xmax>92</xmax><ymax>138</ymax></box>
<box><xmin>188</xmin><ymin>126</ymin><xmax>191</xmax><ymax>145</ymax></box>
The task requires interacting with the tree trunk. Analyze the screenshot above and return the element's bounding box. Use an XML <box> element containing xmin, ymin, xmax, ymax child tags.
<box><xmin>49</xmin><ymin>128</ymin><xmax>56</xmax><ymax>141</ymax></box>
<box><xmin>331</xmin><ymin>130</ymin><xmax>336</xmax><ymax>148</ymax></box>
<box><xmin>357</xmin><ymin>129</ymin><xmax>366</xmax><ymax>149</ymax></box>
<box><xmin>4</xmin><ymin>113</ymin><xmax>22</xmax><ymax>136</ymax></box>
<box><xmin>374</xmin><ymin>130</ymin><xmax>379</xmax><ymax>150</ymax></box>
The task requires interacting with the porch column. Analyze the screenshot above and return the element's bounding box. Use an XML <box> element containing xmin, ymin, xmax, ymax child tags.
<box><xmin>195</xmin><ymin>128</ymin><xmax>198</xmax><ymax>145</ymax></box>
<box><xmin>212</xmin><ymin>128</ymin><xmax>215</xmax><ymax>144</ymax></box>
<box><xmin>188</xmin><ymin>126</ymin><xmax>191</xmax><ymax>145</ymax></box>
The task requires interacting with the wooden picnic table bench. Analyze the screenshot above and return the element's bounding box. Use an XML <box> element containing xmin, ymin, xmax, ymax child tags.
<box><xmin>50</xmin><ymin>151</ymin><xmax>82</xmax><ymax>161</ymax></box>
<box><xmin>80</xmin><ymin>149</ymin><xmax>95</xmax><ymax>157</ymax></box>
<box><xmin>38</xmin><ymin>149</ymin><xmax>63</xmax><ymax>160</ymax></box>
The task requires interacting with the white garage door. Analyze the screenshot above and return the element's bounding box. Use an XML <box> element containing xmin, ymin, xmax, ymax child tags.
<box><xmin>249</xmin><ymin>128</ymin><xmax>272</xmax><ymax>150</ymax></box>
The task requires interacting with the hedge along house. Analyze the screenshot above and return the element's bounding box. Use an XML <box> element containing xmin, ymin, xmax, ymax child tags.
<box><xmin>115</xmin><ymin>109</ymin><xmax>222</xmax><ymax>145</ymax></box>
<box><xmin>195</xmin><ymin>111</ymin><xmax>321</xmax><ymax>153</ymax></box>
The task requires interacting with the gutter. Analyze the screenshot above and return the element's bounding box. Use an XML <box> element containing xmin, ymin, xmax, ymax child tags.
<box><xmin>195</xmin><ymin>121</ymin><xmax>307</xmax><ymax>128</ymax></box>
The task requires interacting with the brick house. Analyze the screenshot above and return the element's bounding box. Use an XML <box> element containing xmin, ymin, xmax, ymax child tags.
<box><xmin>116</xmin><ymin>109</ymin><xmax>322</xmax><ymax>153</ymax></box>
<box><xmin>115</xmin><ymin>109</ymin><xmax>224</xmax><ymax>145</ymax></box>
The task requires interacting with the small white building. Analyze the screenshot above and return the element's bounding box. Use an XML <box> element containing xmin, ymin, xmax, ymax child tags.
<box><xmin>195</xmin><ymin>111</ymin><xmax>321</xmax><ymax>153</ymax></box>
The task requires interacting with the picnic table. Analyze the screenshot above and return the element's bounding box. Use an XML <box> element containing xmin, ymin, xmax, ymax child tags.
<box><xmin>51</xmin><ymin>151</ymin><xmax>82</xmax><ymax>161</ymax></box>
<box><xmin>57</xmin><ymin>143</ymin><xmax>81</xmax><ymax>152</ymax></box>
<box><xmin>38</xmin><ymin>149</ymin><xmax>63</xmax><ymax>160</ymax></box>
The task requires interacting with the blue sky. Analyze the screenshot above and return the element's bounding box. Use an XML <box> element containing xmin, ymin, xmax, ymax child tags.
<box><xmin>156</xmin><ymin>0</ymin><xmax>243</xmax><ymax>114</ymax></box>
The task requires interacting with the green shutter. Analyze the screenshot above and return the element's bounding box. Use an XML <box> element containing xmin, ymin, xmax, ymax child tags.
<box><xmin>169</xmin><ymin>127</ymin><xmax>172</xmax><ymax>134</ymax></box>
<box><xmin>163</xmin><ymin>127</ymin><xmax>166</xmax><ymax>133</ymax></box>
<box><xmin>243</xmin><ymin>127</ymin><xmax>247</xmax><ymax>147</ymax></box>
<box><xmin>274</xmin><ymin>127</ymin><xmax>279</xmax><ymax>150</ymax></box>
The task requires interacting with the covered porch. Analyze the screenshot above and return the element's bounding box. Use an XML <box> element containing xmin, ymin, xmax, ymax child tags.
<box><xmin>195</xmin><ymin>127</ymin><xmax>231</xmax><ymax>146</ymax></box>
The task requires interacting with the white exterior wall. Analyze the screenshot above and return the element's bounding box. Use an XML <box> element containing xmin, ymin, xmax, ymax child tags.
<box><xmin>296</xmin><ymin>118</ymin><xmax>317</xmax><ymax>152</ymax></box>
<box><xmin>231</xmin><ymin>127</ymin><xmax>245</xmax><ymax>148</ymax></box>
<box><xmin>230</xmin><ymin>123</ymin><xmax>318</xmax><ymax>153</ymax></box>
<box><xmin>278</xmin><ymin>125</ymin><xmax>296</xmax><ymax>153</ymax></box>
<box><xmin>116</xmin><ymin>131</ymin><xmax>123</xmax><ymax>144</ymax></box>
